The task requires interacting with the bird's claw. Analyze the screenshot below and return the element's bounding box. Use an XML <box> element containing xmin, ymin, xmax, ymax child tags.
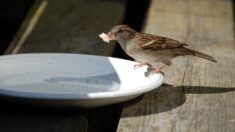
<box><xmin>134</xmin><ymin>63</ymin><xmax>151</xmax><ymax>70</ymax></box>
<box><xmin>134</xmin><ymin>64</ymin><xmax>144</xmax><ymax>69</ymax></box>
<box><xmin>145</xmin><ymin>68</ymin><xmax>164</xmax><ymax>78</ymax></box>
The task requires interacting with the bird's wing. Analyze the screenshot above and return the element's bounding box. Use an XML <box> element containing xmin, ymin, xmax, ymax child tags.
<box><xmin>135</xmin><ymin>33</ymin><xmax>188</xmax><ymax>51</ymax></box>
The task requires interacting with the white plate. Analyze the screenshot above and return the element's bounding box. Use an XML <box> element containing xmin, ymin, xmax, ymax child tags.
<box><xmin>0</xmin><ymin>53</ymin><xmax>163</xmax><ymax>107</ymax></box>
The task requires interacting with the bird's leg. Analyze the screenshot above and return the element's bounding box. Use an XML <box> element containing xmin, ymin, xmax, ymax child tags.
<box><xmin>146</xmin><ymin>65</ymin><xmax>166</xmax><ymax>77</ymax></box>
<box><xmin>134</xmin><ymin>62</ymin><xmax>152</xmax><ymax>70</ymax></box>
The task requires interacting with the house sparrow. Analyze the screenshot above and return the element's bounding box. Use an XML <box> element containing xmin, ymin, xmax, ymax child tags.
<box><xmin>100</xmin><ymin>25</ymin><xmax>217</xmax><ymax>76</ymax></box>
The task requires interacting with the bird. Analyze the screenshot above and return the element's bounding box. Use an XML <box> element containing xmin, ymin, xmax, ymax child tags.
<box><xmin>100</xmin><ymin>25</ymin><xmax>217</xmax><ymax>77</ymax></box>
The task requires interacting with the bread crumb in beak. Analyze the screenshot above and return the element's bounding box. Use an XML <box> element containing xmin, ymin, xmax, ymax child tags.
<box><xmin>99</xmin><ymin>33</ymin><xmax>110</xmax><ymax>43</ymax></box>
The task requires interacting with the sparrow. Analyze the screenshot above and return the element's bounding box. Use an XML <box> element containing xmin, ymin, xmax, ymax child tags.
<box><xmin>100</xmin><ymin>25</ymin><xmax>217</xmax><ymax>76</ymax></box>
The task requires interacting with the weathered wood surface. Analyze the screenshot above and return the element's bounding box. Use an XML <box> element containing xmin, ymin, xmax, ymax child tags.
<box><xmin>117</xmin><ymin>0</ymin><xmax>235</xmax><ymax>132</ymax></box>
<box><xmin>2</xmin><ymin>0</ymin><xmax>125</xmax><ymax>131</ymax></box>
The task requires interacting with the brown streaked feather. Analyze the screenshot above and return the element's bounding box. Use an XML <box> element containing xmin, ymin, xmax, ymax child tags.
<box><xmin>136</xmin><ymin>33</ymin><xmax>188</xmax><ymax>51</ymax></box>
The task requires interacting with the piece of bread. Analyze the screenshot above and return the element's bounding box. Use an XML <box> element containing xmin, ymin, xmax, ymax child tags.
<box><xmin>99</xmin><ymin>33</ymin><xmax>110</xmax><ymax>43</ymax></box>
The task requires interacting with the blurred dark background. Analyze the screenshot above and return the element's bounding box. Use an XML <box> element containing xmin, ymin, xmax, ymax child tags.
<box><xmin>0</xmin><ymin>0</ymin><xmax>150</xmax><ymax>58</ymax></box>
<box><xmin>0</xmin><ymin>0</ymin><xmax>35</xmax><ymax>54</ymax></box>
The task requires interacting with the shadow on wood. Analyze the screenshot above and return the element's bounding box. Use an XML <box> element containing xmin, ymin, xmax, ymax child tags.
<box><xmin>121</xmin><ymin>84</ymin><xmax>235</xmax><ymax>117</ymax></box>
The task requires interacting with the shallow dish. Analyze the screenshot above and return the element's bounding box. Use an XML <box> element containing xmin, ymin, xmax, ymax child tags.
<box><xmin>0</xmin><ymin>53</ymin><xmax>163</xmax><ymax>107</ymax></box>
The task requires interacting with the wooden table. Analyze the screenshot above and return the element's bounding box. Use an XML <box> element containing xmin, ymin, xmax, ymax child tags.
<box><xmin>2</xmin><ymin>0</ymin><xmax>235</xmax><ymax>131</ymax></box>
<box><xmin>117</xmin><ymin>0</ymin><xmax>235</xmax><ymax>132</ymax></box>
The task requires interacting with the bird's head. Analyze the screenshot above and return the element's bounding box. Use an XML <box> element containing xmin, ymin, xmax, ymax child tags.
<box><xmin>107</xmin><ymin>25</ymin><xmax>137</xmax><ymax>43</ymax></box>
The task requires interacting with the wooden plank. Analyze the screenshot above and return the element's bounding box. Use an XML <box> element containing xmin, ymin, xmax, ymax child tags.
<box><xmin>1</xmin><ymin>0</ymin><xmax>126</xmax><ymax>131</ymax></box>
<box><xmin>117</xmin><ymin>0</ymin><xmax>235</xmax><ymax>132</ymax></box>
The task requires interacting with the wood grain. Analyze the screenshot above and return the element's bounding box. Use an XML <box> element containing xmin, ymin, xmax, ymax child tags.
<box><xmin>2</xmin><ymin>0</ymin><xmax>125</xmax><ymax>131</ymax></box>
<box><xmin>117</xmin><ymin>0</ymin><xmax>235</xmax><ymax>132</ymax></box>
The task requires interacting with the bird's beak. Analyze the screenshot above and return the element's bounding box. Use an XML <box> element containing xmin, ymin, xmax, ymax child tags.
<box><xmin>107</xmin><ymin>32</ymin><xmax>116</xmax><ymax>40</ymax></box>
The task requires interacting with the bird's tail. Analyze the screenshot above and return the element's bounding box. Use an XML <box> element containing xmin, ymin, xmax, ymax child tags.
<box><xmin>187</xmin><ymin>48</ymin><xmax>217</xmax><ymax>63</ymax></box>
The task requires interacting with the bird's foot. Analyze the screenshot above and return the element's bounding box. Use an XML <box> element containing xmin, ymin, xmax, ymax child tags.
<box><xmin>145</xmin><ymin>68</ymin><xmax>164</xmax><ymax>78</ymax></box>
<box><xmin>134</xmin><ymin>62</ymin><xmax>151</xmax><ymax>70</ymax></box>
<box><xmin>145</xmin><ymin>65</ymin><xmax>165</xmax><ymax>77</ymax></box>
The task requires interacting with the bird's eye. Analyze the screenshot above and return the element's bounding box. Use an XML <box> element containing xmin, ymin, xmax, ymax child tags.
<box><xmin>117</xmin><ymin>29</ymin><xmax>123</xmax><ymax>33</ymax></box>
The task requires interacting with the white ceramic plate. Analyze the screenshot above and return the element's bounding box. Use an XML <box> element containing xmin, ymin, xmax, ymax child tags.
<box><xmin>0</xmin><ymin>53</ymin><xmax>163</xmax><ymax>108</ymax></box>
